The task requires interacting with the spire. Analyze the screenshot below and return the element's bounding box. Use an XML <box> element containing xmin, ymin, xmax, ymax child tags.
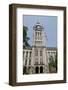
<box><xmin>36</xmin><ymin>22</ymin><xmax>40</xmax><ymax>25</ymax></box>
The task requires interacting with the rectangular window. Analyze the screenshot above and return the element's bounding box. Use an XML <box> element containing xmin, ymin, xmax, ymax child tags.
<box><xmin>30</xmin><ymin>52</ymin><xmax>31</xmax><ymax>57</ymax></box>
<box><xmin>26</xmin><ymin>51</ymin><xmax>28</xmax><ymax>57</ymax></box>
<box><xmin>25</xmin><ymin>59</ymin><xmax>27</xmax><ymax>65</ymax></box>
<box><xmin>35</xmin><ymin>32</ymin><xmax>37</xmax><ymax>36</ymax></box>
<box><xmin>35</xmin><ymin>58</ymin><xmax>38</xmax><ymax>64</ymax></box>
<box><xmin>40</xmin><ymin>62</ymin><xmax>43</xmax><ymax>64</ymax></box>
<box><xmin>35</xmin><ymin>61</ymin><xmax>38</xmax><ymax>64</ymax></box>
<box><xmin>29</xmin><ymin>59</ymin><xmax>31</xmax><ymax>65</ymax></box>
<box><xmin>40</xmin><ymin>59</ymin><xmax>43</xmax><ymax>64</ymax></box>
<box><xmin>35</xmin><ymin>49</ymin><xmax>38</xmax><ymax>56</ymax></box>
<box><xmin>40</xmin><ymin>50</ymin><xmax>42</xmax><ymax>56</ymax></box>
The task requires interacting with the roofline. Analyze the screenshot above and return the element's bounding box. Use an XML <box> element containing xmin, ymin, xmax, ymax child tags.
<box><xmin>47</xmin><ymin>47</ymin><xmax>57</xmax><ymax>50</ymax></box>
<box><xmin>23</xmin><ymin>46</ymin><xmax>57</xmax><ymax>50</ymax></box>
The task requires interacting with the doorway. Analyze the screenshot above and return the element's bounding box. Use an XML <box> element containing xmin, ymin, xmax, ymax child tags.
<box><xmin>40</xmin><ymin>66</ymin><xmax>43</xmax><ymax>73</ymax></box>
<box><xmin>35</xmin><ymin>67</ymin><xmax>39</xmax><ymax>73</ymax></box>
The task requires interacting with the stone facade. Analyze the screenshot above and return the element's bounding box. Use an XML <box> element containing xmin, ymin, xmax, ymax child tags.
<box><xmin>23</xmin><ymin>22</ymin><xmax>57</xmax><ymax>74</ymax></box>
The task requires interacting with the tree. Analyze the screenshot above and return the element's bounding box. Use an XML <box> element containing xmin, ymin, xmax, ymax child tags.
<box><xmin>23</xmin><ymin>26</ymin><xmax>30</xmax><ymax>48</ymax></box>
<box><xmin>49</xmin><ymin>54</ymin><xmax>57</xmax><ymax>73</ymax></box>
<box><xmin>49</xmin><ymin>56</ymin><xmax>55</xmax><ymax>68</ymax></box>
<box><xmin>54</xmin><ymin>52</ymin><xmax>57</xmax><ymax>72</ymax></box>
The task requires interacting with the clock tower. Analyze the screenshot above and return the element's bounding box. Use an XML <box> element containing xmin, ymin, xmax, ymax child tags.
<box><xmin>31</xmin><ymin>22</ymin><xmax>49</xmax><ymax>73</ymax></box>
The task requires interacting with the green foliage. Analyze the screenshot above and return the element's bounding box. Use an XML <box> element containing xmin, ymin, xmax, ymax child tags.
<box><xmin>23</xmin><ymin>66</ymin><xmax>31</xmax><ymax>74</ymax></box>
<box><xmin>49</xmin><ymin>56</ymin><xmax>55</xmax><ymax>68</ymax></box>
<box><xmin>23</xmin><ymin>26</ymin><xmax>30</xmax><ymax>48</ymax></box>
<box><xmin>54</xmin><ymin>52</ymin><xmax>57</xmax><ymax>71</ymax></box>
<box><xmin>49</xmin><ymin>53</ymin><xmax>57</xmax><ymax>72</ymax></box>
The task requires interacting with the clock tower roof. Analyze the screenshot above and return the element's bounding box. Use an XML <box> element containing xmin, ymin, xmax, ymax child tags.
<box><xmin>33</xmin><ymin>22</ymin><xmax>44</xmax><ymax>31</ymax></box>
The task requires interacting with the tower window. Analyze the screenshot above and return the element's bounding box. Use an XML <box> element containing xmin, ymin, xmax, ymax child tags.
<box><xmin>38</xmin><ymin>32</ymin><xmax>39</xmax><ymax>37</ymax></box>
<box><xmin>35</xmin><ymin>32</ymin><xmax>37</xmax><ymax>36</ymax></box>
<box><xmin>29</xmin><ymin>59</ymin><xmax>31</xmax><ymax>65</ymax></box>
<box><xmin>35</xmin><ymin>61</ymin><xmax>38</xmax><ymax>64</ymax></box>
<box><xmin>35</xmin><ymin>58</ymin><xmax>38</xmax><ymax>64</ymax></box>
<box><xmin>30</xmin><ymin>52</ymin><xmax>31</xmax><ymax>57</ymax></box>
<box><xmin>35</xmin><ymin>49</ymin><xmax>38</xmax><ymax>56</ymax></box>
<box><xmin>26</xmin><ymin>51</ymin><xmax>28</xmax><ymax>57</ymax></box>
<box><xmin>25</xmin><ymin>59</ymin><xmax>27</xmax><ymax>65</ymax></box>
<box><xmin>40</xmin><ymin>62</ymin><xmax>43</xmax><ymax>64</ymax></box>
<box><xmin>40</xmin><ymin>50</ymin><xmax>42</xmax><ymax>56</ymax></box>
<box><xmin>39</xmin><ymin>32</ymin><xmax>41</xmax><ymax>36</ymax></box>
<box><xmin>40</xmin><ymin>59</ymin><xmax>43</xmax><ymax>64</ymax></box>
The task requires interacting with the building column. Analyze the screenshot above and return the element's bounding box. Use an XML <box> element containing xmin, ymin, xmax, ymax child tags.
<box><xmin>31</xmin><ymin>47</ymin><xmax>35</xmax><ymax>74</ymax></box>
<box><xmin>24</xmin><ymin>51</ymin><xmax>26</xmax><ymax>65</ymax></box>
<box><xmin>38</xmin><ymin>48</ymin><xmax>40</xmax><ymax>65</ymax></box>
<box><xmin>27</xmin><ymin>51</ymin><xmax>30</xmax><ymax>66</ymax></box>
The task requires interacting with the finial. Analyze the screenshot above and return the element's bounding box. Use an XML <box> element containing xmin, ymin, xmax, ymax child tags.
<box><xmin>36</xmin><ymin>22</ymin><xmax>40</xmax><ymax>24</ymax></box>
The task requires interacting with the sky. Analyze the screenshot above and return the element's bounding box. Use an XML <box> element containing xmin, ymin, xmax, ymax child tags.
<box><xmin>23</xmin><ymin>15</ymin><xmax>57</xmax><ymax>47</ymax></box>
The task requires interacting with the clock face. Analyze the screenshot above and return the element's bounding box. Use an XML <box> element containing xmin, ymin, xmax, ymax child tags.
<box><xmin>37</xmin><ymin>25</ymin><xmax>40</xmax><ymax>28</ymax></box>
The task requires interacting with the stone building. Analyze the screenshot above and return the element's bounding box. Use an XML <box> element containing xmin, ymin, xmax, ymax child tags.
<box><xmin>23</xmin><ymin>22</ymin><xmax>57</xmax><ymax>74</ymax></box>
